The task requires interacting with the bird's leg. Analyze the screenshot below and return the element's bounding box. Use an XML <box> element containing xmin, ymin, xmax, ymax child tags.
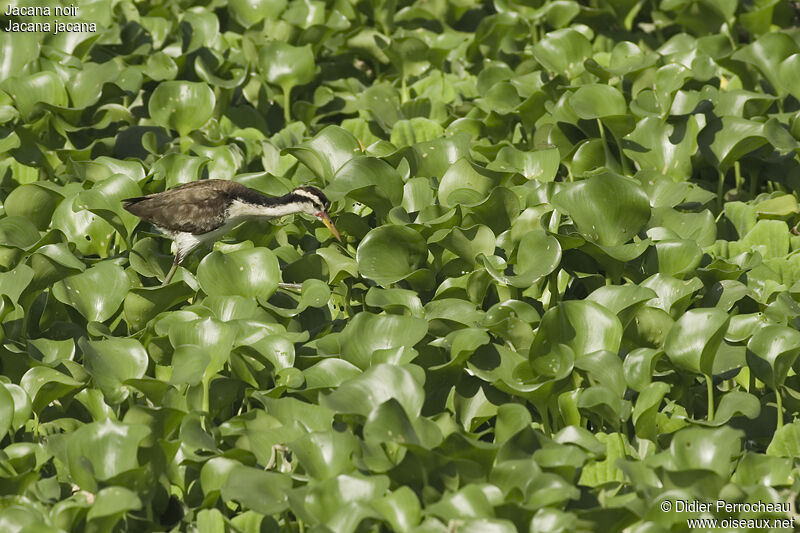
<box><xmin>277</xmin><ymin>282</ymin><xmax>303</xmax><ymax>291</ymax></box>
<box><xmin>163</xmin><ymin>255</ymin><xmax>180</xmax><ymax>285</ymax></box>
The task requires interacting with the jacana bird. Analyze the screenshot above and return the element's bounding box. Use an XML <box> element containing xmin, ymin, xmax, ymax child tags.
<box><xmin>123</xmin><ymin>180</ymin><xmax>341</xmax><ymax>285</ymax></box>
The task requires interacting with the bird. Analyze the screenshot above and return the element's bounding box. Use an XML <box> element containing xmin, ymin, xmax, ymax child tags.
<box><xmin>123</xmin><ymin>180</ymin><xmax>341</xmax><ymax>285</ymax></box>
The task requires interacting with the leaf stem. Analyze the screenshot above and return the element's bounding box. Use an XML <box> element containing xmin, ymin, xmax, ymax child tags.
<box><xmin>283</xmin><ymin>85</ymin><xmax>292</xmax><ymax>124</ymax></box>
<box><xmin>776</xmin><ymin>387</ymin><xmax>784</xmax><ymax>429</ymax></box>
<box><xmin>734</xmin><ymin>160</ymin><xmax>742</xmax><ymax>194</ymax></box>
<box><xmin>705</xmin><ymin>374</ymin><xmax>715</xmax><ymax>420</ymax></box>
<box><xmin>597</xmin><ymin>119</ymin><xmax>615</xmax><ymax>170</ymax></box>
<box><xmin>716</xmin><ymin>168</ymin><xmax>725</xmax><ymax>213</ymax></box>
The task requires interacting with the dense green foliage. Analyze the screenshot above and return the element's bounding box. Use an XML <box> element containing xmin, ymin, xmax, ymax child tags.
<box><xmin>2</xmin><ymin>0</ymin><xmax>800</xmax><ymax>531</ymax></box>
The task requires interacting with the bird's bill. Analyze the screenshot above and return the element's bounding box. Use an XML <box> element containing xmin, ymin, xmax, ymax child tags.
<box><xmin>319</xmin><ymin>212</ymin><xmax>342</xmax><ymax>241</ymax></box>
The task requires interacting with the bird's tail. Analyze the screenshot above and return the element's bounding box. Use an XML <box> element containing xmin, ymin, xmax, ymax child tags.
<box><xmin>122</xmin><ymin>197</ymin><xmax>147</xmax><ymax>213</ymax></box>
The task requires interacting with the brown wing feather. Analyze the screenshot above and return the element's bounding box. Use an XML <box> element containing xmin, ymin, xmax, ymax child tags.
<box><xmin>123</xmin><ymin>180</ymin><xmax>252</xmax><ymax>234</ymax></box>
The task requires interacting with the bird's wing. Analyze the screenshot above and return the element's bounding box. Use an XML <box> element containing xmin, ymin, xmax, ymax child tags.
<box><xmin>123</xmin><ymin>180</ymin><xmax>250</xmax><ymax>234</ymax></box>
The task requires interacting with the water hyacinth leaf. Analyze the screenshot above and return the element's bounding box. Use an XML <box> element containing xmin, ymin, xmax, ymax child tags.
<box><xmin>708</xmin><ymin>391</ymin><xmax>760</xmax><ymax>426</ymax></box>
<box><xmin>668</xmin><ymin>426</ymin><xmax>742</xmax><ymax>477</ymax></box>
<box><xmin>52</xmin><ymin>261</ymin><xmax>130</xmax><ymax>323</ymax></box>
<box><xmin>648</xmin><ymin>207</ymin><xmax>716</xmax><ymax>247</ymax></box>
<box><xmin>3</xmin><ymin>183</ymin><xmax>62</xmax><ymax>230</ymax></box>
<box><xmin>79</xmin><ymin>337</ymin><xmax>148</xmax><ymax>405</ymax></box>
<box><xmin>390</xmin><ymin>117</ymin><xmax>445</xmax><ymax>146</ymax></box>
<box><xmin>327</xmin><ymin>156</ymin><xmax>403</xmax><ymax>219</ymax></box>
<box><xmin>221</xmin><ymin>464</ymin><xmax>291</xmax><ymax>515</ymax></box>
<box><xmin>570</xmin><ymin>84</ymin><xmax>627</xmax><ymax>119</ymax></box>
<box><xmin>148</xmin><ymin>81</ymin><xmax>215</xmax><ymax>137</ymax></box>
<box><xmin>778</xmin><ymin>54</ymin><xmax>800</xmax><ymax>102</ymax></box>
<box><xmin>123</xmin><ymin>283</ymin><xmax>195</xmax><ymax>332</ymax></box>
<box><xmin>0</xmin><ymin>264</ymin><xmax>34</xmax><ymax>305</ymax></box>
<box><xmin>64</xmin><ymin>419</ymin><xmax>151</xmax><ymax>492</ymax></box>
<box><xmin>646</xmin><ymin>239</ymin><xmax>703</xmax><ymax>277</ymax></box>
<box><xmin>489</xmin><ymin>146</ymin><xmax>559</xmax><ymax>182</ymax></box>
<box><xmin>322</xmin><ymin>364</ymin><xmax>424</xmax><ymax>418</ymax></box>
<box><xmin>426</xmin><ymin>484</ymin><xmax>495</xmax><ymax>521</ymax></box>
<box><xmin>438</xmin><ymin>158</ymin><xmax>497</xmax><ymax>208</ymax></box>
<box><xmin>552</xmin><ymin>172</ymin><xmax>650</xmax><ymax>247</ymax></box>
<box><xmin>197</xmin><ymin>248</ymin><xmax>280</xmax><ymax>299</ymax></box>
<box><xmin>302</xmin><ymin>474</ymin><xmax>389</xmax><ymax>527</ymax></box>
<box><xmin>289</xmin><ymin>430</ymin><xmax>358</xmax><ymax>480</ymax></box>
<box><xmin>586</xmin><ymin>284</ymin><xmax>656</xmax><ymax>321</ymax></box>
<box><xmin>228</xmin><ymin>0</ymin><xmax>287</xmax><ymax>27</ymax></box>
<box><xmin>624</xmin><ymin>117</ymin><xmax>699</xmax><ymax>179</ymax></box>
<box><xmin>664</xmin><ymin>308</ymin><xmax>729</xmax><ymax>376</ymax></box>
<box><xmin>754</xmin><ymin>194</ymin><xmax>798</xmax><ymax>217</ymax></box>
<box><xmin>746</xmin><ymin>325</ymin><xmax>800</xmax><ymax>389</ymax></box>
<box><xmin>170</xmin><ymin>345</ymin><xmax>210</xmax><ymax>386</ymax></box>
<box><xmin>258</xmin><ymin>41</ymin><xmax>315</xmax><ymax>119</ymax></box>
<box><xmin>364</xmin><ymin>398</ymin><xmax>442</xmax><ymax>449</ymax></box>
<box><xmin>531</xmin><ymin>300</ymin><xmax>623</xmax><ymax>363</ymax></box>
<box><xmin>77</xmin><ymin>173</ymin><xmax>142</xmax><ymax>243</ymax></box>
<box><xmin>0</xmin><ymin>31</ymin><xmax>40</xmax><ymax>81</ymax></box>
<box><xmin>430</xmin><ymin>225</ymin><xmax>495</xmax><ymax>266</ymax></box>
<box><xmin>356</xmin><ymin>225</ymin><xmax>427</xmax><ymax>286</ymax></box>
<box><xmin>0</xmin><ymin>216</ymin><xmax>40</xmax><ymax>249</ymax></box>
<box><xmin>0</xmin><ymin>385</ymin><xmax>14</xmax><ymax>443</ymax></box>
<box><xmin>531</xmin><ymin>28</ymin><xmax>592</xmax><ymax>79</ymax></box>
<box><xmin>731</xmin><ymin>32</ymin><xmax>797</xmax><ymax>96</ymax></box>
<box><xmin>374</xmin><ymin>486</ymin><xmax>422</xmax><ymax>532</ymax></box>
<box><xmin>481</xmin><ymin>231</ymin><xmax>561</xmax><ymax>288</ymax></box>
<box><xmin>168</xmin><ymin>317</ymin><xmax>236</xmax><ymax>381</ymax></box>
<box><xmin>1</xmin><ymin>71</ymin><xmax>68</xmax><ymax>119</ymax></box>
<box><xmin>287</xmin><ymin>126</ymin><xmax>363</xmax><ymax>183</ymax></box>
<box><xmin>20</xmin><ymin>366</ymin><xmax>84</xmax><ymax>413</ymax></box>
<box><xmin>699</xmin><ymin>117</ymin><xmax>768</xmax><ymax>174</ymax></box>
<box><xmin>338</xmin><ymin>312</ymin><xmax>427</xmax><ymax>369</ymax></box>
<box><xmin>365</xmin><ymin>287</ymin><xmax>424</xmax><ymax>316</ymax></box>
<box><xmin>766</xmin><ymin>421</ymin><xmax>800</xmax><ymax>457</ymax></box>
<box><xmin>632</xmin><ymin>381</ymin><xmax>670</xmax><ymax>442</ymax></box>
<box><xmin>181</xmin><ymin>9</ymin><xmax>219</xmax><ymax>53</ymax></box>
<box><xmin>86</xmin><ymin>486</ymin><xmax>142</xmax><ymax>521</ymax></box>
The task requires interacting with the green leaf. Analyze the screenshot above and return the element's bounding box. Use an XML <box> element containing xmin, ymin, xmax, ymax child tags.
<box><xmin>438</xmin><ymin>158</ymin><xmax>497</xmax><ymax>208</ymax></box>
<box><xmin>746</xmin><ymin>325</ymin><xmax>800</xmax><ymax>389</ymax></box>
<box><xmin>1</xmin><ymin>71</ymin><xmax>68</xmax><ymax>119</ymax></box>
<box><xmin>374</xmin><ymin>486</ymin><xmax>422</xmax><ymax>532</ymax></box>
<box><xmin>197</xmin><ymin>248</ymin><xmax>280</xmax><ymax>299</ymax></box>
<box><xmin>289</xmin><ymin>430</ymin><xmax>358</xmax><ymax>480</ymax></box>
<box><xmin>531</xmin><ymin>28</ymin><xmax>592</xmax><ymax>79</ymax></box>
<box><xmin>86</xmin><ymin>486</ymin><xmax>142</xmax><ymax>521</ymax></box>
<box><xmin>322</xmin><ymin>364</ymin><xmax>424</xmax><ymax>418</ymax></box>
<box><xmin>664</xmin><ymin>308</ymin><xmax>730</xmax><ymax>376</ymax></box>
<box><xmin>148</xmin><ymin>81</ymin><xmax>215</xmax><ymax>136</ymax></box>
<box><xmin>64</xmin><ymin>419</ymin><xmax>150</xmax><ymax>492</ymax></box>
<box><xmin>258</xmin><ymin>41</ymin><xmax>315</xmax><ymax>92</ymax></box>
<box><xmin>228</xmin><ymin>0</ymin><xmax>287</xmax><ymax>27</ymax></box>
<box><xmin>80</xmin><ymin>337</ymin><xmax>148</xmax><ymax>404</ymax></box>
<box><xmin>767</xmin><ymin>421</ymin><xmax>800</xmax><ymax>457</ymax></box>
<box><xmin>221</xmin><ymin>465</ymin><xmax>291</xmax><ymax>515</ymax></box>
<box><xmin>339</xmin><ymin>312</ymin><xmax>427</xmax><ymax>369</ymax></box>
<box><xmin>570</xmin><ymin>84</ymin><xmax>627</xmax><ymax>119</ymax></box>
<box><xmin>551</xmin><ymin>171</ymin><xmax>650</xmax><ymax>246</ymax></box>
<box><xmin>699</xmin><ymin>117</ymin><xmax>768</xmax><ymax>174</ymax></box>
<box><xmin>668</xmin><ymin>426</ymin><xmax>742</xmax><ymax>477</ymax></box>
<box><xmin>531</xmin><ymin>301</ymin><xmax>623</xmax><ymax>366</ymax></box>
<box><xmin>356</xmin><ymin>226</ymin><xmax>427</xmax><ymax>286</ymax></box>
<box><xmin>52</xmin><ymin>261</ymin><xmax>130</xmax><ymax>322</ymax></box>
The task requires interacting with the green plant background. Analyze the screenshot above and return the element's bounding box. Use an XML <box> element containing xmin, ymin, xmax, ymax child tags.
<box><xmin>1</xmin><ymin>0</ymin><xmax>800</xmax><ymax>531</ymax></box>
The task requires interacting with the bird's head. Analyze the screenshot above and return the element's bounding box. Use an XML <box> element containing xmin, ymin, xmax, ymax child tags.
<box><xmin>291</xmin><ymin>186</ymin><xmax>341</xmax><ymax>241</ymax></box>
